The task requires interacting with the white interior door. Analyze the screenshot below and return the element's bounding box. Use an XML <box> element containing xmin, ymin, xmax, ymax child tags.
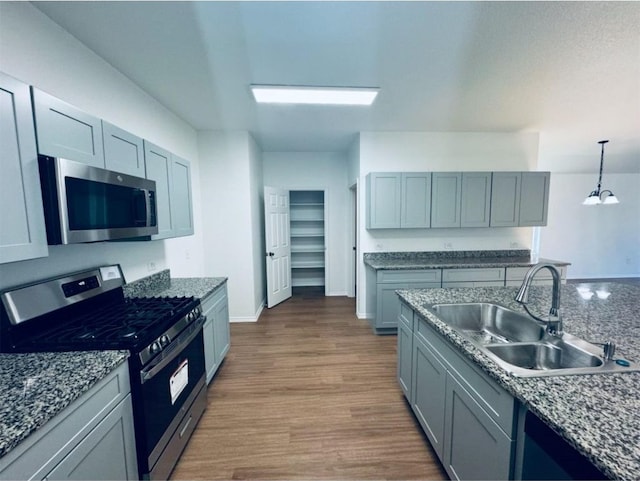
<box><xmin>264</xmin><ymin>186</ymin><xmax>292</xmax><ymax>308</ymax></box>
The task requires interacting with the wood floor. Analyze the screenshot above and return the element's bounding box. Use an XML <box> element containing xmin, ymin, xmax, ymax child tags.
<box><xmin>170</xmin><ymin>292</ymin><xmax>447</xmax><ymax>480</ymax></box>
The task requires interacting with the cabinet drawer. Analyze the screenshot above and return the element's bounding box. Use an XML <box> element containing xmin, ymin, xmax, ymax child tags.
<box><xmin>415</xmin><ymin>317</ymin><xmax>516</xmax><ymax>437</ymax></box>
<box><xmin>378</xmin><ymin>269</ymin><xmax>442</xmax><ymax>284</ymax></box>
<box><xmin>398</xmin><ymin>301</ymin><xmax>414</xmax><ymax>330</ymax></box>
<box><xmin>506</xmin><ymin>266</ymin><xmax>566</xmax><ymax>281</ymax></box>
<box><xmin>442</xmin><ymin>268</ymin><xmax>504</xmax><ymax>283</ymax></box>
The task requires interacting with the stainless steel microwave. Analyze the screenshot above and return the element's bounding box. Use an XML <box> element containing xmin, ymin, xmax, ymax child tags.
<box><xmin>38</xmin><ymin>156</ymin><xmax>158</xmax><ymax>244</ymax></box>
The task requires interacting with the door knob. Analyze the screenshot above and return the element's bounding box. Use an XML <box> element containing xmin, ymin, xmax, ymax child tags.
<box><xmin>267</xmin><ymin>252</ymin><xmax>275</xmax><ymax>257</ymax></box>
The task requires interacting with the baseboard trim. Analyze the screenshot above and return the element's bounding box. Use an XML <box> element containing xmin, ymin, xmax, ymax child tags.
<box><xmin>230</xmin><ymin>300</ymin><xmax>265</xmax><ymax>323</ymax></box>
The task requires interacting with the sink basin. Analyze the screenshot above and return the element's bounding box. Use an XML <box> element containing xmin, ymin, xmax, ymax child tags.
<box><xmin>425</xmin><ymin>302</ymin><xmax>638</xmax><ymax>377</ymax></box>
<box><xmin>486</xmin><ymin>340</ymin><xmax>603</xmax><ymax>371</ymax></box>
<box><xmin>429</xmin><ymin>303</ymin><xmax>544</xmax><ymax>344</ymax></box>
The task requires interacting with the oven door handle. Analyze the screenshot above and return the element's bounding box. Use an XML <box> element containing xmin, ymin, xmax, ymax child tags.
<box><xmin>140</xmin><ymin>316</ymin><xmax>205</xmax><ymax>384</ymax></box>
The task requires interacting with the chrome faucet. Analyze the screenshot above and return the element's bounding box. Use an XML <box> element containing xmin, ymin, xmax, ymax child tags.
<box><xmin>515</xmin><ymin>263</ymin><xmax>563</xmax><ymax>336</ymax></box>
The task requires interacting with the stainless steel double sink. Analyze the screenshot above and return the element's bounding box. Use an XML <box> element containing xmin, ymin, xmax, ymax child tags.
<box><xmin>424</xmin><ymin>303</ymin><xmax>638</xmax><ymax>377</ymax></box>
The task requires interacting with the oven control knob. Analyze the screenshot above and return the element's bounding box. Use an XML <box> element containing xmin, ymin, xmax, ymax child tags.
<box><xmin>150</xmin><ymin>341</ymin><xmax>161</xmax><ymax>354</ymax></box>
<box><xmin>160</xmin><ymin>335</ymin><xmax>170</xmax><ymax>347</ymax></box>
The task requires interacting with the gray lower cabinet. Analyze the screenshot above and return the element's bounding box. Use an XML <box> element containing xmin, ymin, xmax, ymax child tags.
<box><xmin>399</xmin><ymin>301</ymin><xmax>519</xmax><ymax>480</ymax></box>
<box><xmin>202</xmin><ymin>284</ymin><xmax>231</xmax><ymax>384</ymax></box>
<box><xmin>442</xmin><ymin>267</ymin><xmax>505</xmax><ymax>288</ymax></box>
<box><xmin>31</xmin><ymin>88</ymin><xmax>105</xmax><ymax>168</ymax></box>
<box><xmin>366</xmin><ymin>268</ymin><xmax>442</xmax><ymax>334</ymax></box>
<box><xmin>505</xmin><ymin>265</ymin><xmax>567</xmax><ymax>287</ymax></box>
<box><xmin>0</xmin><ymin>72</ymin><xmax>48</xmax><ymax>264</ymax></box>
<box><xmin>0</xmin><ymin>361</ymin><xmax>137</xmax><ymax>480</ymax></box>
<box><xmin>102</xmin><ymin>121</ymin><xmax>145</xmax><ymax>177</ymax></box>
<box><xmin>397</xmin><ymin>301</ymin><xmax>414</xmax><ymax>399</ymax></box>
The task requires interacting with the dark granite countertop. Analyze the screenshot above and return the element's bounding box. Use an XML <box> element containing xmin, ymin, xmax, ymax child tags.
<box><xmin>0</xmin><ymin>350</ymin><xmax>129</xmax><ymax>458</ymax></box>
<box><xmin>364</xmin><ymin>250</ymin><xmax>570</xmax><ymax>270</ymax></box>
<box><xmin>123</xmin><ymin>269</ymin><xmax>227</xmax><ymax>300</ymax></box>
<box><xmin>397</xmin><ymin>282</ymin><xmax>640</xmax><ymax>481</ymax></box>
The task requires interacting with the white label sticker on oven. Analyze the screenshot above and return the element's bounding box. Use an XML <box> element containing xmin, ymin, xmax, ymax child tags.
<box><xmin>100</xmin><ymin>266</ymin><xmax>122</xmax><ymax>281</ymax></box>
<box><xmin>170</xmin><ymin>360</ymin><xmax>189</xmax><ymax>405</ymax></box>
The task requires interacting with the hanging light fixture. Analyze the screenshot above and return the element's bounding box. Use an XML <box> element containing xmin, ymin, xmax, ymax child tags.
<box><xmin>583</xmin><ymin>140</ymin><xmax>619</xmax><ymax>205</ymax></box>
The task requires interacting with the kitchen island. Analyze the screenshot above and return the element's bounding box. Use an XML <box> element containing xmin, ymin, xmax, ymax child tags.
<box><xmin>397</xmin><ymin>282</ymin><xmax>640</xmax><ymax>480</ymax></box>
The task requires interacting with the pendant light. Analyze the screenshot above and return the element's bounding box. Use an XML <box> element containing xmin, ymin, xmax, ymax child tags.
<box><xmin>583</xmin><ymin>140</ymin><xmax>619</xmax><ymax>205</ymax></box>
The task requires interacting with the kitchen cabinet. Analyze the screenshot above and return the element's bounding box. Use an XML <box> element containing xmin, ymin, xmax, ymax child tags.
<box><xmin>170</xmin><ymin>155</ymin><xmax>194</xmax><ymax>238</ymax></box>
<box><xmin>401</xmin><ymin>172</ymin><xmax>432</xmax><ymax>228</ymax></box>
<box><xmin>102</xmin><ymin>121</ymin><xmax>145</xmax><ymax>177</ymax></box>
<box><xmin>0</xmin><ymin>72</ymin><xmax>48</xmax><ymax>264</ymax></box>
<box><xmin>399</xmin><ymin>300</ymin><xmax>519</xmax><ymax>480</ymax></box>
<box><xmin>144</xmin><ymin>142</ymin><xmax>194</xmax><ymax>240</ymax></box>
<box><xmin>31</xmin><ymin>88</ymin><xmax>104</xmax><ymax>168</ymax></box>
<box><xmin>460</xmin><ymin>172</ymin><xmax>492</xmax><ymax>227</ymax></box>
<box><xmin>290</xmin><ymin>190</ymin><xmax>325</xmax><ymax>287</ymax></box>
<box><xmin>490</xmin><ymin>172</ymin><xmax>550</xmax><ymax>227</ymax></box>
<box><xmin>442</xmin><ymin>267</ymin><xmax>505</xmax><ymax>288</ymax></box>
<box><xmin>430</xmin><ymin>172</ymin><xmax>461</xmax><ymax>228</ymax></box>
<box><xmin>0</xmin><ymin>361</ymin><xmax>137</xmax><ymax>480</ymax></box>
<box><xmin>366</xmin><ymin>172</ymin><xmax>401</xmax><ymax>229</ymax></box>
<box><xmin>397</xmin><ymin>301</ymin><xmax>414</xmax><ymax>400</ymax></box>
<box><xmin>518</xmin><ymin>172</ymin><xmax>550</xmax><ymax>226</ymax></box>
<box><xmin>366</xmin><ymin>268</ymin><xmax>441</xmax><ymax>334</ymax></box>
<box><xmin>505</xmin><ymin>265</ymin><xmax>567</xmax><ymax>287</ymax></box>
<box><xmin>202</xmin><ymin>283</ymin><xmax>230</xmax><ymax>384</ymax></box>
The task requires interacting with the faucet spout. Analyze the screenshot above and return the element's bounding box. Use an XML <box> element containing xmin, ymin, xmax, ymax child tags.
<box><xmin>515</xmin><ymin>263</ymin><xmax>563</xmax><ymax>336</ymax></box>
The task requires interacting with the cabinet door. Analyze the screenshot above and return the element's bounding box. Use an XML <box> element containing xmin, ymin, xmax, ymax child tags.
<box><xmin>444</xmin><ymin>375</ymin><xmax>514</xmax><ymax>480</ymax></box>
<box><xmin>31</xmin><ymin>88</ymin><xmax>104</xmax><ymax>167</ymax></box>
<box><xmin>460</xmin><ymin>172</ymin><xmax>491</xmax><ymax>228</ymax></box>
<box><xmin>401</xmin><ymin>172</ymin><xmax>431</xmax><ymax>228</ymax></box>
<box><xmin>397</xmin><ymin>319</ymin><xmax>413</xmax><ymax>401</ymax></box>
<box><xmin>170</xmin><ymin>155</ymin><xmax>194</xmax><ymax>237</ymax></box>
<box><xmin>431</xmin><ymin>172</ymin><xmax>462</xmax><ymax>228</ymax></box>
<box><xmin>519</xmin><ymin>172</ymin><xmax>550</xmax><ymax>226</ymax></box>
<box><xmin>490</xmin><ymin>172</ymin><xmax>521</xmax><ymax>227</ymax></box>
<box><xmin>412</xmin><ymin>336</ymin><xmax>447</xmax><ymax>461</ymax></box>
<box><xmin>375</xmin><ymin>283</ymin><xmax>407</xmax><ymax>329</ymax></box>
<box><xmin>44</xmin><ymin>395</ymin><xmax>138</xmax><ymax>481</ymax></box>
<box><xmin>203</xmin><ymin>317</ymin><xmax>216</xmax><ymax>384</ymax></box>
<box><xmin>144</xmin><ymin>141</ymin><xmax>173</xmax><ymax>239</ymax></box>
<box><xmin>102</xmin><ymin>121</ymin><xmax>145</xmax><ymax>177</ymax></box>
<box><xmin>213</xmin><ymin>291</ymin><xmax>230</xmax><ymax>365</ymax></box>
<box><xmin>0</xmin><ymin>73</ymin><xmax>48</xmax><ymax>264</ymax></box>
<box><xmin>366</xmin><ymin>173</ymin><xmax>401</xmax><ymax>229</ymax></box>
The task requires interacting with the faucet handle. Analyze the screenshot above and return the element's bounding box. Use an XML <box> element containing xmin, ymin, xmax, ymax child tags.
<box><xmin>603</xmin><ymin>341</ymin><xmax>616</xmax><ymax>361</ymax></box>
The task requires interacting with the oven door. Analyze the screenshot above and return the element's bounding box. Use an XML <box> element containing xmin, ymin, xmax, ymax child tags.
<box><xmin>134</xmin><ymin>318</ymin><xmax>206</xmax><ymax>477</ymax></box>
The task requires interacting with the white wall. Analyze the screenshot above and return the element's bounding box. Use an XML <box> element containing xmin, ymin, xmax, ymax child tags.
<box><xmin>0</xmin><ymin>2</ymin><xmax>203</xmax><ymax>289</ymax></box>
<box><xmin>198</xmin><ymin>131</ymin><xmax>264</xmax><ymax>321</ymax></box>
<box><xmin>539</xmin><ymin>173</ymin><xmax>640</xmax><ymax>278</ymax></box>
<box><xmin>249</xmin><ymin>135</ymin><xmax>266</xmax><ymax>314</ymax></box>
<box><xmin>263</xmin><ymin>151</ymin><xmax>350</xmax><ymax>296</ymax></box>
<box><xmin>355</xmin><ymin>131</ymin><xmax>541</xmax><ymax>317</ymax></box>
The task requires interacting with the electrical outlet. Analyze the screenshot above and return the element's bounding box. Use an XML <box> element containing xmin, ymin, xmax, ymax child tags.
<box><xmin>510</xmin><ymin>242</ymin><xmax>519</xmax><ymax>248</ymax></box>
<box><xmin>147</xmin><ymin>262</ymin><xmax>156</xmax><ymax>272</ymax></box>
<box><xmin>185</xmin><ymin>250</ymin><xmax>191</xmax><ymax>260</ymax></box>
<box><xmin>444</xmin><ymin>242</ymin><xmax>453</xmax><ymax>250</ymax></box>
<box><xmin>376</xmin><ymin>243</ymin><xmax>384</xmax><ymax>250</ymax></box>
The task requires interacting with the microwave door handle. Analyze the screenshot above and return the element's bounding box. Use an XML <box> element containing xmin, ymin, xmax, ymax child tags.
<box><xmin>139</xmin><ymin>316</ymin><xmax>205</xmax><ymax>384</ymax></box>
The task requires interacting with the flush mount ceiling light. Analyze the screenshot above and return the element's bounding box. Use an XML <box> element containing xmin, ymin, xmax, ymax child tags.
<box><xmin>250</xmin><ymin>85</ymin><xmax>379</xmax><ymax>105</ymax></box>
<box><xmin>583</xmin><ymin>140</ymin><xmax>620</xmax><ymax>206</ymax></box>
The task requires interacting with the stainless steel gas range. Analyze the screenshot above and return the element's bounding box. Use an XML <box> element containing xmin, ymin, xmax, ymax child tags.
<box><xmin>0</xmin><ymin>265</ymin><xmax>207</xmax><ymax>480</ymax></box>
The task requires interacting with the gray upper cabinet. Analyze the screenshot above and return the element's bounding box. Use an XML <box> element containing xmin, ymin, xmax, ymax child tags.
<box><xmin>366</xmin><ymin>172</ymin><xmax>401</xmax><ymax>228</ymax></box>
<box><xmin>401</xmin><ymin>172</ymin><xmax>432</xmax><ymax>228</ymax></box>
<box><xmin>490</xmin><ymin>172</ymin><xmax>521</xmax><ymax>227</ymax></box>
<box><xmin>460</xmin><ymin>172</ymin><xmax>492</xmax><ymax>227</ymax></box>
<box><xmin>144</xmin><ymin>141</ymin><xmax>173</xmax><ymax>240</ymax></box>
<box><xmin>431</xmin><ymin>172</ymin><xmax>461</xmax><ymax>228</ymax></box>
<box><xmin>31</xmin><ymin>88</ymin><xmax>104</xmax><ymax>167</ymax></box>
<box><xmin>0</xmin><ymin>73</ymin><xmax>48</xmax><ymax>264</ymax></box>
<box><xmin>102</xmin><ymin>121</ymin><xmax>145</xmax><ymax>177</ymax></box>
<box><xmin>144</xmin><ymin>141</ymin><xmax>195</xmax><ymax>240</ymax></box>
<box><xmin>170</xmin><ymin>155</ymin><xmax>194</xmax><ymax>237</ymax></box>
<box><xmin>519</xmin><ymin>172</ymin><xmax>550</xmax><ymax>226</ymax></box>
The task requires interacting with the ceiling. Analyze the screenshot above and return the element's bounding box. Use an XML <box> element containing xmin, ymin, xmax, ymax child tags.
<box><xmin>33</xmin><ymin>1</ymin><xmax>640</xmax><ymax>173</ymax></box>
